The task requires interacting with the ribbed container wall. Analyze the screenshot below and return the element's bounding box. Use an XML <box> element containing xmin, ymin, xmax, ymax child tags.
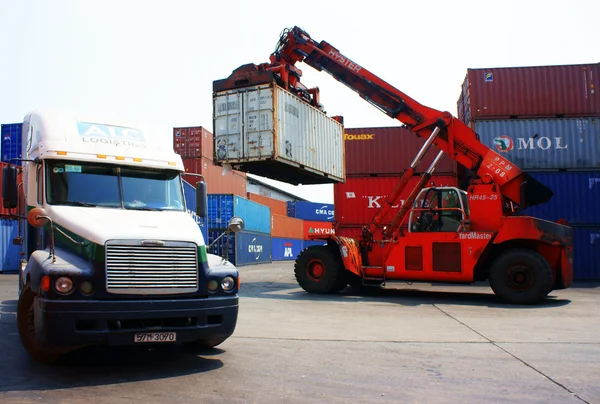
<box><xmin>182</xmin><ymin>157</ymin><xmax>247</xmax><ymax>197</ymax></box>
<box><xmin>207</xmin><ymin>230</ymin><xmax>271</xmax><ymax>266</ymax></box>
<box><xmin>571</xmin><ymin>226</ymin><xmax>600</xmax><ymax>280</ymax></box>
<box><xmin>303</xmin><ymin>221</ymin><xmax>335</xmax><ymax>239</ymax></box>
<box><xmin>344</xmin><ymin>127</ymin><xmax>457</xmax><ymax>175</ymax></box>
<box><xmin>173</xmin><ymin>126</ymin><xmax>214</xmax><ymax>159</ymax></box>
<box><xmin>459</xmin><ymin>63</ymin><xmax>600</xmax><ymax>122</ymax></box>
<box><xmin>472</xmin><ymin>118</ymin><xmax>600</xmax><ymax>170</ymax></box>
<box><xmin>271</xmin><ymin>214</ymin><xmax>303</xmax><ymax>239</ymax></box>
<box><xmin>271</xmin><ymin>238</ymin><xmax>304</xmax><ymax>261</ymax></box>
<box><xmin>287</xmin><ymin>201</ymin><xmax>335</xmax><ymax>222</ymax></box>
<box><xmin>248</xmin><ymin>193</ymin><xmax>288</xmax><ymax>216</ymax></box>
<box><xmin>182</xmin><ymin>180</ymin><xmax>208</xmax><ymax>242</ymax></box>
<box><xmin>207</xmin><ymin>194</ymin><xmax>271</xmax><ymax>234</ymax></box>
<box><xmin>1</xmin><ymin>123</ymin><xmax>23</xmax><ymax>164</ymax></box>
<box><xmin>521</xmin><ymin>171</ymin><xmax>600</xmax><ymax>225</ymax></box>
<box><xmin>0</xmin><ymin>219</ymin><xmax>21</xmax><ymax>272</ymax></box>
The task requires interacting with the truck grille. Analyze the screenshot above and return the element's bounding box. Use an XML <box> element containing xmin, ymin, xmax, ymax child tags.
<box><xmin>106</xmin><ymin>240</ymin><xmax>198</xmax><ymax>295</ymax></box>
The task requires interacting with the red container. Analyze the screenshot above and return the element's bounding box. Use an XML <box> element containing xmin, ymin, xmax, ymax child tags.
<box><xmin>271</xmin><ymin>214</ymin><xmax>304</xmax><ymax>239</ymax></box>
<box><xmin>334</xmin><ymin>174</ymin><xmax>458</xmax><ymax>226</ymax></box>
<box><xmin>459</xmin><ymin>63</ymin><xmax>600</xmax><ymax>122</ymax></box>
<box><xmin>173</xmin><ymin>126</ymin><xmax>214</xmax><ymax>159</ymax></box>
<box><xmin>344</xmin><ymin>127</ymin><xmax>457</xmax><ymax>175</ymax></box>
<box><xmin>248</xmin><ymin>193</ymin><xmax>288</xmax><ymax>216</ymax></box>
<box><xmin>303</xmin><ymin>221</ymin><xmax>335</xmax><ymax>239</ymax></box>
<box><xmin>335</xmin><ymin>225</ymin><xmax>363</xmax><ymax>239</ymax></box>
<box><xmin>182</xmin><ymin>157</ymin><xmax>247</xmax><ymax>197</ymax></box>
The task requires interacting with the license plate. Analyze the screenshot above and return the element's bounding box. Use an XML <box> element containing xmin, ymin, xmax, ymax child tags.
<box><xmin>134</xmin><ymin>332</ymin><xmax>177</xmax><ymax>343</ymax></box>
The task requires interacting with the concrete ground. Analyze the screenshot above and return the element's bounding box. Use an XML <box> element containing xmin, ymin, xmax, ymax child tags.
<box><xmin>0</xmin><ymin>262</ymin><xmax>599</xmax><ymax>404</ymax></box>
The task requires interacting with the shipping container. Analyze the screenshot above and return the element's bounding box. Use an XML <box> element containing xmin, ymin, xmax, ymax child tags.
<box><xmin>271</xmin><ymin>214</ymin><xmax>304</xmax><ymax>239</ymax></box>
<box><xmin>213</xmin><ymin>82</ymin><xmax>345</xmax><ymax>185</ymax></box>
<box><xmin>472</xmin><ymin>118</ymin><xmax>600</xmax><ymax>170</ymax></box>
<box><xmin>334</xmin><ymin>175</ymin><xmax>458</xmax><ymax>226</ymax></box>
<box><xmin>1</xmin><ymin>123</ymin><xmax>23</xmax><ymax>164</ymax></box>
<box><xmin>271</xmin><ymin>238</ymin><xmax>304</xmax><ymax>261</ymax></box>
<box><xmin>182</xmin><ymin>180</ymin><xmax>208</xmax><ymax>242</ymax></box>
<box><xmin>207</xmin><ymin>194</ymin><xmax>271</xmax><ymax>234</ymax></box>
<box><xmin>173</xmin><ymin>126</ymin><xmax>214</xmax><ymax>159</ymax></box>
<box><xmin>459</xmin><ymin>63</ymin><xmax>600</xmax><ymax>122</ymax></box>
<box><xmin>207</xmin><ymin>230</ymin><xmax>271</xmax><ymax>266</ymax></box>
<box><xmin>0</xmin><ymin>219</ymin><xmax>21</xmax><ymax>272</ymax></box>
<box><xmin>182</xmin><ymin>157</ymin><xmax>247</xmax><ymax>197</ymax></box>
<box><xmin>572</xmin><ymin>225</ymin><xmax>600</xmax><ymax>280</ymax></box>
<box><xmin>520</xmin><ymin>171</ymin><xmax>600</xmax><ymax>225</ymax></box>
<box><xmin>287</xmin><ymin>201</ymin><xmax>335</xmax><ymax>222</ymax></box>
<box><xmin>343</xmin><ymin>127</ymin><xmax>457</xmax><ymax>175</ymax></box>
<box><xmin>248</xmin><ymin>192</ymin><xmax>288</xmax><ymax>216</ymax></box>
<box><xmin>303</xmin><ymin>220</ymin><xmax>335</xmax><ymax>239</ymax></box>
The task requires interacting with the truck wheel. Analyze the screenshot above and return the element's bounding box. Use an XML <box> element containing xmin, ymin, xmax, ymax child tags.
<box><xmin>295</xmin><ymin>246</ymin><xmax>347</xmax><ymax>294</ymax></box>
<box><xmin>17</xmin><ymin>285</ymin><xmax>62</xmax><ymax>364</ymax></box>
<box><xmin>489</xmin><ymin>249</ymin><xmax>553</xmax><ymax>305</ymax></box>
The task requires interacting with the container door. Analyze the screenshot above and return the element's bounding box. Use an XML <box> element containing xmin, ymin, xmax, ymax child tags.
<box><xmin>214</xmin><ymin>91</ymin><xmax>244</xmax><ymax>161</ymax></box>
<box><xmin>243</xmin><ymin>86</ymin><xmax>274</xmax><ymax>159</ymax></box>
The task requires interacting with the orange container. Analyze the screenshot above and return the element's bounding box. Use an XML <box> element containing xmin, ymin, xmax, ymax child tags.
<box><xmin>247</xmin><ymin>193</ymin><xmax>288</xmax><ymax>216</ymax></box>
<box><xmin>182</xmin><ymin>157</ymin><xmax>247</xmax><ymax>197</ymax></box>
<box><xmin>271</xmin><ymin>214</ymin><xmax>304</xmax><ymax>239</ymax></box>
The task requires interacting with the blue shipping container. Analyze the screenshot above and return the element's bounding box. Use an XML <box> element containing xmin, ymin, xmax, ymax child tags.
<box><xmin>208</xmin><ymin>194</ymin><xmax>271</xmax><ymax>234</ymax></box>
<box><xmin>271</xmin><ymin>238</ymin><xmax>304</xmax><ymax>261</ymax></box>
<box><xmin>1</xmin><ymin>219</ymin><xmax>22</xmax><ymax>272</ymax></box>
<box><xmin>522</xmin><ymin>171</ymin><xmax>600</xmax><ymax>225</ymax></box>
<box><xmin>473</xmin><ymin>118</ymin><xmax>600</xmax><ymax>170</ymax></box>
<box><xmin>287</xmin><ymin>201</ymin><xmax>335</xmax><ymax>222</ymax></box>
<box><xmin>182</xmin><ymin>180</ymin><xmax>207</xmax><ymax>242</ymax></box>
<box><xmin>1</xmin><ymin>123</ymin><xmax>23</xmax><ymax>164</ymax></box>
<box><xmin>207</xmin><ymin>230</ymin><xmax>271</xmax><ymax>266</ymax></box>
<box><xmin>572</xmin><ymin>226</ymin><xmax>600</xmax><ymax>281</ymax></box>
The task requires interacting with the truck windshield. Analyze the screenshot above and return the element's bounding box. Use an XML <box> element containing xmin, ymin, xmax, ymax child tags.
<box><xmin>46</xmin><ymin>160</ymin><xmax>185</xmax><ymax>211</ymax></box>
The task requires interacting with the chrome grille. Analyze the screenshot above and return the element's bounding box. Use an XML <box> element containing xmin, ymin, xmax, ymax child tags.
<box><xmin>106</xmin><ymin>240</ymin><xmax>198</xmax><ymax>294</ymax></box>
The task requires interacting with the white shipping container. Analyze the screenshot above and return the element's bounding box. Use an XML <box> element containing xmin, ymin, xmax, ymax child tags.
<box><xmin>213</xmin><ymin>83</ymin><xmax>345</xmax><ymax>185</ymax></box>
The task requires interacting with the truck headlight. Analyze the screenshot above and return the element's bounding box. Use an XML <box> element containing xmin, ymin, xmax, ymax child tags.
<box><xmin>55</xmin><ymin>277</ymin><xmax>74</xmax><ymax>295</ymax></box>
<box><xmin>221</xmin><ymin>276</ymin><xmax>236</xmax><ymax>291</ymax></box>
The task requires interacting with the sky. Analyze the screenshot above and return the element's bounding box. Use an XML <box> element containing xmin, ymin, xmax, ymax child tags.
<box><xmin>1</xmin><ymin>0</ymin><xmax>598</xmax><ymax>203</ymax></box>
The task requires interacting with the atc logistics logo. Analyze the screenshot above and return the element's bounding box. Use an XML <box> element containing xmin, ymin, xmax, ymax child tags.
<box><xmin>493</xmin><ymin>135</ymin><xmax>514</xmax><ymax>152</ymax></box>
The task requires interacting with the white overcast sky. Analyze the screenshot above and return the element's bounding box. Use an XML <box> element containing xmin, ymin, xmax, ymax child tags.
<box><xmin>1</xmin><ymin>0</ymin><xmax>598</xmax><ymax>203</ymax></box>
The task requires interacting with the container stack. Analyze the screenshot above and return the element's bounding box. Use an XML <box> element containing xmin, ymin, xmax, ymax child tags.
<box><xmin>1</xmin><ymin>123</ymin><xmax>23</xmax><ymax>164</ymax></box>
<box><xmin>458</xmin><ymin>63</ymin><xmax>600</xmax><ymax>281</ymax></box>
<box><xmin>0</xmin><ymin>161</ymin><xmax>23</xmax><ymax>273</ymax></box>
<box><xmin>206</xmin><ymin>194</ymin><xmax>272</xmax><ymax>266</ymax></box>
<box><xmin>334</xmin><ymin>127</ymin><xmax>459</xmax><ymax>238</ymax></box>
<box><xmin>287</xmin><ymin>201</ymin><xmax>335</xmax><ymax>249</ymax></box>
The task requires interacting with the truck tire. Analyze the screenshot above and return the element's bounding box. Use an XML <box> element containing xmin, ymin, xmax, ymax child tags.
<box><xmin>295</xmin><ymin>246</ymin><xmax>347</xmax><ymax>294</ymax></box>
<box><xmin>489</xmin><ymin>249</ymin><xmax>553</xmax><ymax>305</ymax></box>
<box><xmin>17</xmin><ymin>285</ymin><xmax>62</xmax><ymax>364</ymax></box>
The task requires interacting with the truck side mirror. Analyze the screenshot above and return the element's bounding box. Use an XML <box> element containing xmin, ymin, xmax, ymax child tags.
<box><xmin>2</xmin><ymin>165</ymin><xmax>18</xmax><ymax>209</ymax></box>
<box><xmin>195</xmin><ymin>180</ymin><xmax>208</xmax><ymax>219</ymax></box>
<box><xmin>228</xmin><ymin>216</ymin><xmax>244</xmax><ymax>233</ymax></box>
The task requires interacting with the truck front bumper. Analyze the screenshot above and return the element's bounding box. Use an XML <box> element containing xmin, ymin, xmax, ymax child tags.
<box><xmin>33</xmin><ymin>296</ymin><xmax>239</xmax><ymax>348</ymax></box>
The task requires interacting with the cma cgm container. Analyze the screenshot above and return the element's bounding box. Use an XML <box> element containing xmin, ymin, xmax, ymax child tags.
<box><xmin>572</xmin><ymin>226</ymin><xmax>600</xmax><ymax>280</ymax></box>
<box><xmin>1</xmin><ymin>123</ymin><xmax>23</xmax><ymax>164</ymax></box>
<box><xmin>344</xmin><ymin>127</ymin><xmax>457</xmax><ymax>175</ymax></box>
<box><xmin>521</xmin><ymin>171</ymin><xmax>600</xmax><ymax>225</ymax></box>
<box><xmin>303</xmin><ymin>221</ymin><xmax>335</xmax><ymax>239</ymax></box>
<box><xmin>473</xmin><ymin>118</ymin><xmax>600</xmax><ymax>170</ymax></box>
<box><xmin>271</xmin><ymin>214</ymin><xmax>303</xmax><ymax>239</ymax></box>
<box><xmin>207</xmin><ymin>230</ymin><xmax>271</xmax><ymax>266</ymax></box>
<box><xmin>212</xmin><ymin>82</ymin><xmax>345</xmax><ymax>185</ymax></box>
<box><xmin>173</xmin><ymin>126</ymin><xmax>214</xmax><ymax>159</ymax></box>
<box><xmin>182</xmin><ymin>157</ymin><xmax>247</xmax><ymax>197</ymax></box>
<box><xmin>271</xmin><ymin>238</ymin><xmax>304</xmax><ymax>261</ymax></box>
<box><xmin>334</xmin><ymin>175</ymin><xmax>458</xmax><ymax>226</ymax></box>
<box><xmin>458</xmin><ymin>63</ymin><xmax>600</xmax><ymax>122</ymax></box>
<box><xmin>248</xmin><ymin>192</ymin><xmax>288</xmax><ymax>216</ymax></box>
<box><xmin>182</xmin><ymin>180</ymin><xmax>208</xmax><ymax>241</ymax></box>
<box><xmin>287</xmin><ymin>201</ymin><xmax>335</xmax><ymax>222</ymax></box>
<box><xmin>0</xmin><ymin>219</ymin><xmax>21</xmax><ymax>272</ymax></box>
<box><xmin>208</xmin><ymin>194</ymin><xmax>271</xmax><ymax>234</ymax></box>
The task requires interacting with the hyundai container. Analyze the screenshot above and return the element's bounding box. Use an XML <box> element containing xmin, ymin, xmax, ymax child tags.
<box><xmin>473</xmin><ymin>118</ymin><xmax>600</xmax><ymax>170</ymax></box>
<box><xmin>182</xmin><ymin>157</ymin><xmax>247</xmax><ymax>197</ymax></box>
<box><xmin>458</xmin><ymin>63</ymin><xmax>600</xmax><ymax>122</ymax></box>
<box><xmin>271</xmin><ymin>238</ymin><xmax>304</xmax><ymax>261</ymax></box>
<box><xmin>248</xmin><ymin>192</ymin><xmax>288</xmax><ymax>216</ymax></box>
<box><xmin>303</xmin><ymin>221</ymin><xmax>335</xmax><ymax>239</ymax></box>
<box><xmin>207</xmin><ymin>230</ymin><xmax>271</xmax><ymax>266</ymax></box>
<box><xmin>1</xmin><ymin>123</ymin><xmax>23</xmax><ymax>164</ymax></box>
<box><xmin>212</xmin><ymin>82</ymin><xmax>345</xmax><ymax>185</ymax></box>
<box><xmin>208</xmin><ymin>194</ymin><xmax>271</xmax><ymax>234</ymax></box>
<box><xmin>344</xmin><ymin>127</ymin><xmax>457</xmax><ymax>175</ymax></box>
<box><xmin>287</xmin><ymin>201</ymin><xmax>335</xmax><ymax>222</ymax></box>
<box><xmin>173</xmin><ymin>126</ymin><xmax>214</xmax><ymax>159</ymax></box>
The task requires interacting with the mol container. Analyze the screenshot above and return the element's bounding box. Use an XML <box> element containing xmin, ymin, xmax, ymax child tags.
<box><xmin>173</xmin><ymin>126</ymin><xmax>214</xmax><ymax>159</ymax></box>
<box><xmin>472</xmin><ymin>118</ymin><xmax>600</xmax><ymax>170</ymax></box>
<box><xmin>287</xmin><ymin>201</ymin><xmax>335</xmax><ymax>222</ymax></box>
<box><xmin>207</xmin><ymin>230</ymin><xmax>271</xmax><ymax>267</ymax></box>
<box><xmin>271</xmin><ymin>238</ymin><xmax>304</xmax><ymax>261</ymax></box>
<box><xmin>1</xmin><ymin>123</ymin><xmax>23</xmax><ymax>164</ymax></box>
<box><xmin>207</xmin><ymin>194</ymin><xmax>271</xmax><ymax>234</ymax></box>
<box><xmin>458</xmin><ymin>63</ymin><xmax>600</xmax><ymax>122</ymax></box>
<box><xmin>334</xmin><ymin>175</ymin><xmax>458</xmax><ymax>226</ymax></box>
<box><xmin>212</xmin><ymin>82</ymin><xmax>345</xmax><ymax>185</ymax></box>
<box><xmin>571</xmin><ymin>226</ymin><xmax>600</xmax><ymax>280</ymax></box>
<box><xmin>182</xmin><ymin>157</ymin><xmax>247</xmax><ymax>197</ymax></box>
